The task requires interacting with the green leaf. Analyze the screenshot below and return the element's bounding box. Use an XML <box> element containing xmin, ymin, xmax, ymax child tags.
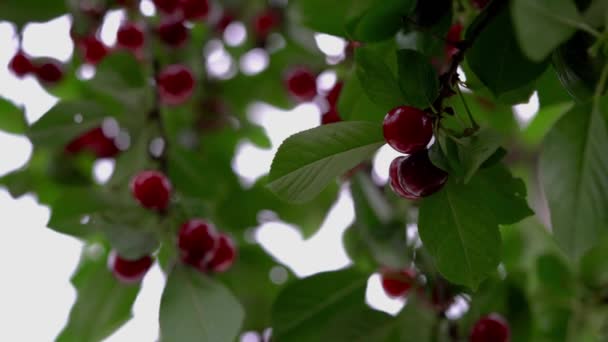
<box><xmin>511</xmin><ymin>0</ymin><xmax>582</xmax><ymax>61</ymax></box>
<box><xmin>56</xmin><ymin>244</ymin><xmax>140</xmax><ymax>342</ymax></box>
<box><xmin>458</xmin><ymin>129</ymin><xmax>503</xmax><ymax>183</ymax></box>
<box><xmin>540</xmin><ymin>101</ymin><xmax>608</xmax><ymax>260</ymax></box>
<box><xmin>0</xmin><ymin>0</ymin><xmax>67</xmax><ymax>26</ymax></box>
<box><xmin>168</xmin><ymin>146</ymin><xmax>231</xmax><ymax>200</ymax></box>
<box><xmin>291</xmin><ymin>0</ymin><xmax>372</xmax><ymax>37</ymax></box>
<box><xmin>467</xmin><ymin>9</ymin><xmax>548</xmax><ymax>96</ymax></box>
<box><xmin>521</xmin><ymin>102</ymin><xmax>572</xmax><ymax>146</ymax></box>
<box><xmin>396</xmin><ymin>49</ymin><xmax>440</xmax><ymax>108</ymax></box>
<box><xmin>346</xmin><ymin>0</ymin><xmax>416</xmax><ymax>42</ymax></box>
<box><xmin>272</xmin><ymin>269</ymin><xmax>391</xmax><ymax>342</ymax></box>
<box><xmin>159</xmin><ymin>265</ymin><xmax>244</xmax><ymax>342</ymax></box>
<box><xmin>0</xmin><ymin>98</ymin><xmax>26</xmax><ymax>134</ymax></box>
<box><xmin>268</xmin><ymin>121</ymin><xmax>384</xmax><ymax>203</ymax></box>
<box><xmin>355</xmin><ymin>47</ymin><xmax>404</xmax><ymax>111</ymax></box>
<box><xmin>337</xmin><ymin>74</ymin><xmax>386</xmax><ymax>122</ymax></box>
<box><xmin>418</xmin><ymin>164</ymin><xmax>533</xmax><ymax>289</ymax></box>
<box><xmin>580</xmin><ymin>236</ymin><xmax>608</xmax><ymax>288</ymax></box>
<box><xmin>536</xmin><ymin>253</ymin><xmax>575</xmax><ymax>298</ymax></box>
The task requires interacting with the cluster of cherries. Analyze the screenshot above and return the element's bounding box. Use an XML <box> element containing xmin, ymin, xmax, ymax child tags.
<box><xmin>109</xmin><ymin>170</ymin><xmax>237</xmax><ymax>283</ymax></box>
<box><xmin>380</xmin><ymin>268</ymin><xmax>510</xmax><ymax>342</ymax></box>
<box><xmin>8</xmin><ymin>51</ymin><xmax>63</xmax><ymax>83</ymax></box>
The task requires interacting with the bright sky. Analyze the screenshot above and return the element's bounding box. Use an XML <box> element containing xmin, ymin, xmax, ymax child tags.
<box><xmin>0</xmin><ymin>11</ymin><xmax>538</xmax><ymax>342</ymax></box>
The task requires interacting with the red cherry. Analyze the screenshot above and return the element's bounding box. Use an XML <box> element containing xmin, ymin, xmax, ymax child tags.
<box><xmin>321</xmin><ymin>109</ymin><xmax>341</xmax><ymax>125</ymax></box>
<box><xmin>153</xmin><ymin>0</ymin><xmax>180</xmax><ymax>13</ymax></box>
<box><xmin>9</xmin><ymin>51</ymin><xmax>33</xmax><ymax>77</ymax></box>
<box><xmin>445</xmin><ymin>23</ymin><xmax>463</xmax><ymax>58</ymax></box>
<box><xmin>206</xmin><ymin>234</ymin><xmax>236</xmax><ymax>272</ymax></box>
<box><xmin>130</xmin><ymin>170</ymin><xmax>172</xmax><ymax>211</ymax></box>
<box><xmin>81</xmin><ymin>36</ymin><xmax>109</xmax><ymax>64</ymax></box>
<box><xmin>381</xmin><ymin>268</ymin><xmax>416</xmax><ymax>298</ymax></box>
<box><xmin>470</xmin><ymin>314</ymin><xmax>510</xmax><ymax>342</ymax></box>
<box><xmin>285</xmin><ymin>67</ymin><xmax>317</xmax><ymax>102</ymax></box>
<box><xmin>109</xmin><ymin>251</ymin><xmax>154</xmax><ymax>284</ymax></box>
<box><xmin>157</xmin><ymin>64</ymin><xmax>195</xmax><ymax>105</ymax></box>
<box><xmin>117</xmin><ymin>22</ymin><xmax>145</xmax><ymax>50</ymax></box>
<box><xmin>388</xmin><ymin>156</ymin><xmax>419</xmax><ymax>200</ymax></box>
<box><xmin>253</xmin><ymin>10</ymin><xmax>280</xmax><ymax>39</ymax></box>
<box><xmin>180</xmin><ymin>0</ymin><xmax>210</xmax><ymax>20</ymax></box>
<box><xmin>326</xmin><ymin>81</ymin><xmax>343</xmax><ymax>108</ymax></box>
<box><xmin>178</xmin><ymin>219</ymin><xmax>218</xmax><ymax>268</ymax></box>
<box><xmin>383</xmin><ymin>106</ymin><xmax>433</xmax><ymax>154</ymax></box>
<box><xmin>398</xmin><ymin>150</ymin><xmax>448</xmax><ymax>198</ymax></box>
<box><xmin>470</xmin><ymin>0</ymin><xmax>490</xmax><ymax>10</ymax></box>
<box><xmin>34</xmin><ymin>61</ymin><xmax>64</xmax><ymax>83</ymax></box>
<box><xmin>64</xmin><ymin>126</ymin><xmax>120</xmax><ymax>158</ymax></box>
<box><xmin>215</xmin><ymin>12</ymin><xmax>234</xmax><ymax>33</ymax></box>
<box><xmin>157</xmin><ymin>17</ymin><xmax>189</xmax><ymax>47</ymax></box>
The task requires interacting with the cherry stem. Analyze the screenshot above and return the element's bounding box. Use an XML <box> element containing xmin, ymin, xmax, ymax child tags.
<box><xmin>456</xmin><ymin>85</ymin><xmax>479</xmax><ymax>130</ymax></box>
<box><xmin>149</xmin><ymin>59</ymin><xmax>169</xmax><ymax>174</ymax></box>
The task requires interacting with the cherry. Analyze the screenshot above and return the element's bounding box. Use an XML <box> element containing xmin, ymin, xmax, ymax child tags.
<box><xmin>215</xmin><ymin>12</ymin><xmax>234</xmax><ymax>33</ymax></box>
<box><xmin>285</xmin><ymin>67</ymin><xmax>317</xmax><ymax>102</ymax></box>
<box><xmin>381</xmin><ymin>268</ymin><xmax>417</xmax><ymax>298</ymax></box>
<box><xmin>181</xmin><ymin>0</ymin><xmax>210</xmax><ymax>20</ymax></box>
<box><xmin>8</xmin><ymin>51</ymin><xmax>33</xmax><ymax>78</ymax></box>
<box><xmin>157</xmin><ymin>17</ymin><xmax>189</xmax><ymax>47</ymax></box>
<box><xmin>206</xmin><ymin>234</ymin><xmax>236</xmax><ymax>272</ymax></box>
<box><xmin>470</xmin><ymin>314</ymin><xmax>510</xmax><ymax>342</ymax></box>
<box><xmin>321</xmin><ymin>109</ymin><xmax>341</xmax><ymax>125</ymax></box>
<box><xmin>398</xmin><ymin>150</ymin><xmax>448</xmax><ymax>198</ymax></box>
<box><xmin>445</xmin><ymin>23</ymin><xmax>463</xmax><ymax>58</ymax></box>
<box><xmin>178</xmin><ymin>219</ymin><xmax>218</xmax><ymax>268</ymax></box>
<box><xmin>470</xmin><ymin>0</ymin><xmax>490</xmax><ymax>10</ymax></box>
<box><xmin>34</xmin><ymin>60</ymin><xmax>63</xmax><ymax>83</ymax></box>
<box><xmin>157</xmin><ymin>64</ymin><xmax>195</xmax><ymax>105</ymax></box>
<box><xmin>383</xmin><ymin>105</ymin><xmax>433</xmax><ymax>154</ymax></box>
<box><xmin>64</xmin><ymin>126</ymin><xmax>120</xmax><ymax>158</ymax></box>
<box><xmin>253</xmin><ymin>9</ymin><xmax>280</xmax><ymax>39</ymax></box>
<box><xmin>388</xmin><ymin>156</ymin><xmax>419</xmax><ymax>200</ymax></box>
<box><xmin>153</xmin><ymin>0</ymin><xmax>180</xmax><ymax>13</ymax></box>
<box><xmin>117</xmin><ymin>22</ymin><xmax>145</xmax><ymax>51</ymax></box>
<box><xmin>80</xmin><ymin>36</ymin><xmax>109</xmax><ymax>64</ymax></box>
<box><xmin>326</xmin><ymin>81</ymin><xmax>343</xmax><ymax>108</ymax></box>
<box><xmin>130</xmin><ymin>170</ymin><xmax>172</xmax><ymax>211</ymax></box>
<box><xmin>109</xmin><ymin>251</ymin><xmax>154</xmax><ymax>284</ymax></box>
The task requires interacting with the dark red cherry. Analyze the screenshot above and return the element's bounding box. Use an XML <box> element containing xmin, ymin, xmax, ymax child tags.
<box><xmin>130</xmin><ymin>170</ymin><xmax>172</xmax><ymax>211</ymax></box>
<box><xmin>9</xmin><ymin>51</ymin><xmax>33</xmax><ymax>77</ymax></box>
<box><xmin>326</xmin><ymin>81</ymin><xmax>343</xmax><ymax>108</ymax></box>
<box><xmin>388</xmin><ymin>156</ymin><xmax>419</xmax><ymax>200</ymax></box>
<box><xmin>178</xmin><ymin>219</ymin><xmax>218</xmax><ymax>268</ymax></box>
<box><xmin>398</xmin><ymin>150</ymin><xmax>448</xmax><ymax>198</ymax></box>
<box><xmin>470</xmin><ymin>314</ymin><xmax>510</xmax><ymax>342</ymax></box>
<box><xmin>157</xmin><ymin>64</ymin><xmax>196</xmax><ymax>105</ymax></box>
<box><xmin>180</xmin><ymin>0</ymin><xmax>210</xmax><ymax>20</ymax></box>
<box><xmin>117</xmin><ymin>22</ymin><xmax>145</xmax><ymax>50</ymax></box>
<box><xmin>64</xmin><ymin>126</ymin><xmax>120</xmax><ymax>158</ymax></box>
<box><xmin>470</xmin><ymin>0</ymin><xmax>490</xmax><ymax>10</ymax></box>
<box><xmin>81</xmin><ymin>36</ymin><xmax>109</xmax><ymax>64</ymax></box>
<box><xmin>253</xmin><ymin>10</ymin><xmax>280</xmax><ymax>39</ymax></box>
<box><xmin>321</xmin><ymin>109</ymin><xmax>341</xmax><ymax>125</ymax></box>
<box><xmin>285</xmin><ymin>67</ymin><xmax>317</xmax><ymax>102</ymax></box>
<box><xmin>206</xmin><ymin>234</ymin><xmax>236</xmax><ymax>272</ymax></box>
<box><xmin>34</xmin><ymin>61</ymin><xmax>64</xmax><ymax>83</ymax></box>
<box><xmin>383</xmin><ymin>105</ymin><xmax>433</xmax><ymax>154</ymax></box>
<box><xmin>215</xmin><ymin>12</ymin><xmax>234</xmax><ymax>33</ymax></box>
<box><xmin>109</xmin><ymin>251</ymin><xmax>154</xmax><ymax>284</ymax></box>
<box><xmin>157</xmin><ymin>17</ymin><xmax>189</xmax><ymax>47</ymax></box>
<box><xmin>153</xmin><ymin>0</ymin><xmax>180</xmax><ymax>13</ymax></box>
<box><xmin>381</xmin><ymin>268</ymin><xmax>417</xmax><ymax>298</ymax></box>
<box><xmin>445</xmin><ymin>23</ymin><xmax>463</xmax><ymax>58</ymax></box>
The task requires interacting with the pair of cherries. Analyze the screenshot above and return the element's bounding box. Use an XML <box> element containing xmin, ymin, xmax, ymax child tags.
<box><xmin>9</xmin><ymin>51</ymin><xmax>63</xmax><ymax>83</ymax></box>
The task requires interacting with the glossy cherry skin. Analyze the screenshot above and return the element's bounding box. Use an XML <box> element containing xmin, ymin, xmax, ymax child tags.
<box><xmin>470</xmin><ymin>0</ymin><xmax>490</xmax><ymax>10</ymax></box>
<box><xmin>130</xmin><ymin>170</ymin><xmax>172</xmax><ymax>211</ymax></box>
<box><xmin>9</xmin><ymin>51</ymin><xmax>33</xmax><ymax>77</ymax></box>
<box><xmin>64</xmin><ymin>126</ymin><xmax>120</xmax><ymax>158</ymax></box>
<box><xmin>178</xmin><ymin>219</ymin><xmax>219</xmax><ymax>268</ymax></box>
<box><xmin>383</xmin><ymin>106</ymin><xmax>433</xmax><ymax>154</ymax></box>
<box><xmin>206</xmin><ymin>234</ymin><xmax>236</xmax><ymax>272</ymax></box>
<box><xmin>398</xmin><ymin>150</ymin><xmax>448</xmax><ymax>198</ymax></box>
<box><xmin>34</xmin><ymin>61</ymin><xmax>63</xmax><ymax>83</ymax></box>
<box><xmin>157</xmin><ymin>17</ymin><xmax>189</xmax><ymax>47</ymax></box>
<box><xmin>445</xmin><ymin>23</ymin><xmax>463</xmax><ymax>58</ymax></box>
<box><xmin>157</xmin><ymin>64</ymin><xmax>195</xmax><ymax>105</ymax></box>
<box><xmin>117</xmin><ymin>22</ymin><xmax>145</xmax><ymax>50</ymax></box>
<box><xmin>253</xmin><ymin>10</ymin><xmax>280</xmax><ymax>39</ymax></box>
<box><xmin>153</xmin><ymin>0</ymin><xmax>180</xmax><ymax>13</ymax></box>
<box><xmin>381</xmin><ymin>268</ymin><xmax>417</xmax><ymax>298</ymax></box>
<box><xmin>81</xmin><ymin>36</ymin><xmax>108</xmax><ymax>64</ymax></box>
<box><xmin>109</xmin><ymin>251</ymin><xmax>154</xmax><ymax>284</ymax></box>
<box><xmin>321</xmin><ymin>109</ymin><xmax>341</xmax><ymax>125</ymax></box>
<box><xmin>470</xmin><ymin>314</ymin><xmax>510</xmax><ymax>342</ymax></box>
<box><xmin>388</xmin><ymin>156</ymin><xmax>419</xmax><ymax>200</ymax></box>
<box><xmin>285</xmin><ymin>67</ymin><xmax>317</xmax><ymax>102</ymax></box>
<box><xmin>181</xmin><ymin>0</ymin><xmax>210</xmax><ymax>20</ymax></box>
